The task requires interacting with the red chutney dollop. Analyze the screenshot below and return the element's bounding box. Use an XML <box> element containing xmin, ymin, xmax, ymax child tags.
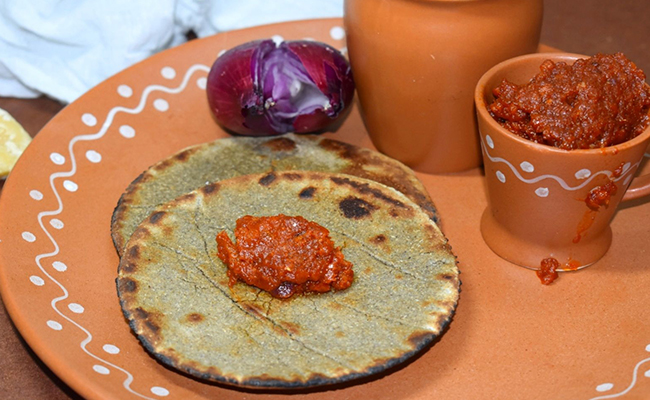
<box><xmin>536</xmin><ymin>257</ymin><xmax>560</xmax><ymax>285</ymax></box>
<box><xmin>216</xmin><ymin>215</ymin><xmax>353</xmax><ymax>299</ymax></box>
<box><xmin>489</xmin><ymin>53</ymin><xmax>650</xmax><ymax>150</ymax></box>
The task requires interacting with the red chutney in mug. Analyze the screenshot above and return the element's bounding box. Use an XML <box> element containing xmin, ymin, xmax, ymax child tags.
<box><xmin>488</xmin><ymin>53</ymin><xmax>650</xmax><ymax>150</ymax></box>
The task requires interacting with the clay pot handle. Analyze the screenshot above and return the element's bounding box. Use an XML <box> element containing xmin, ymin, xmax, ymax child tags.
<box><xmin>622</xmin><ymin>171</ymin><xmax>650</xmax><ymax>201</ymax></box>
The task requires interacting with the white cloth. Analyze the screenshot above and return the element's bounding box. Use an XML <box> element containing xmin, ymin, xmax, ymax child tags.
<box><xmin>0</xmin><ymin>0</ymin><xmax>343</xmax><ymax>103</ymax></box>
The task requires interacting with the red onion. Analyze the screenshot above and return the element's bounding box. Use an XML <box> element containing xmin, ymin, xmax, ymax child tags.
<box><xmin>206</xmin><ymin>39</ymin><xmax>355</xmax><ymax>136</ymax></box>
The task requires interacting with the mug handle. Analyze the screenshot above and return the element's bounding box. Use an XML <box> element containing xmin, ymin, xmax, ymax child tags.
<box><xmin>623</xmin><ymin>145</ymin><xmax>650</xmax><ymax>201</ymax></box>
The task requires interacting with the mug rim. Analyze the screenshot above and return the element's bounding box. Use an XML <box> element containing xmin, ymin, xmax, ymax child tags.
<box><xmin>474</xmin><ymin>52</ymin><xmax>650</xmax><ymax>155</ymax></box>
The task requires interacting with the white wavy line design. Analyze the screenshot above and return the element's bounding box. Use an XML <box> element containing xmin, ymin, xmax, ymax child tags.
<box><xmin>480</xmin><ymin>137</ymin><xmax>640</xmax><ymax>190</ymax></box>
<box><xmin>588</xmin><ymin>356</ymin><xmax>650</xmax><ymax>399</ymax></box>
<box><xmin>32</xmin><ymin>63</ymin><xmax>210</xmax><ymax>399</ymax></box>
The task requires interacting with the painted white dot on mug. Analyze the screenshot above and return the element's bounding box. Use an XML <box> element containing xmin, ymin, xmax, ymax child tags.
<box><xmin>47</xmin><ymin>320</ymin><xmax>63</xmax><ymax>331</ymax></box>
<box><xmin>622</xmin><ymin>162</ymin><xmax>631</xmax><ymax>173</ymax></box>
<box><xmin>50</xmin><ymin>152</ymin><xmax>65</xmax><ymax>165</ymax></box>
<box><xmin>117</xmin><ymin>84</ymin><xmax>133</xmax><ymax>98</ymax></box>
<box><xmin>30</xmin><ymin>190</ymin><xmax>43</xmax><ymax>201</ymax></box>
<box><xmin>272</xmin><ymin>35</ymin><xmax>284</xmax><ymax>45</ymax></box>
<box><xmin>645</xmin><ymin>344</ymin><xmax>650</xmax><ymax>352</ymax></box>
<box><xmin>486</xmin><ymin>135</ymin><xmax>494</xmax><ymax>149</ymax></box>
<box><xmin>330</xmin><ymin>26</ymin><xmax>346</xmax><ymax>40</ymax></box>
<box><xmin>197</xmin><ymin>77</ymin><xmax>207</xmax><ymax>90</ymax></box>
<box><xmin>63</xmin><ymin>180</ymin><xmax>78</xmax><ymax>192</ymax></box>
<box><xmin>52</xmin><ymin>261</ymin><xmax>68</xmax><ymax>272</ymax></box>
<box><xmin>575</xmin><ymin>169</ymin><xmax>591</xmax><ymax>180</ymax></box>
<box><xmin>30</xmin><ymin>275</ymin><xmax>45</xmax><ymax>286</ymax></box>
<box><xmin>161</xmin><ymin>66</ymin><xmax>176</xmax><ymax>79</ymax></box>
<box><xmin>103</xmin><ymin>344</ymin><xmax>120</xmax><ymax>355</ymax></box>
<box><xmin>151</xmin><ymin>387</ymin><xmax>170</xmax><ymax>397</ymax></box>
<box><xmin>93</xmin><ymin>365</ymin><xmax>110</xmax><ymax>375</ymax></box>
<box><xmin>535</xmin><ymin>187</ymin><xmax>549</xmax><ymax>198</ymax></box>
<box><xmin>81</xmin><ymin>113</ymin><xmax>97</xmax><ymax>127</ymax></box>
<box><xmin>153</xmin><ymin>99</ymin><xmax>169</xmax><ymax>112</ymax></box>
<box><xmin>595</xmin><ymin>383</ymin><xmax>614</xmax><ymax>392</ymax></box>
<box><xmin>496</xmin><ymin>171</ymin><xmax>506</xmax><ymax>183</ymax></box>
<box><xmin>22</xmin><ymin>232</ymin><xmax>36</xmax><ymax>242</ymax></box>
<box><xmin>85</xmin><ymin>150</ymin><xmax>102</xmax><ymax>163</ymax></box>
<box><xmin>645</xmin><ymin>369</ymin><xmax>650</xmax><ymax>378</ymax></box>
<box><xmin>520</xmin><ymin>161</ymin><xmax>534</xmax><ymax>173</ymax></box>
<box><xmin>119</xmin><ymin>125</ymin><xmax>135</xmax><ymax>138</ymax></box>
<box><xmin>50</xmin><ymin>219</ymin><xmax>64</xmax><ymax>230</ymax></box>
<box><xmin>68</xmin><ymin>303</ymin><xmax>85</xmax><ymax>314</ymax></box>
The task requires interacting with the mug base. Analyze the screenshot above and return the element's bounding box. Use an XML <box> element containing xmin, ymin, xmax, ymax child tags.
<box><xmin>480</xmin><ymin>208</ymin><xmax>612</xmax><ymax>271</ymax></box>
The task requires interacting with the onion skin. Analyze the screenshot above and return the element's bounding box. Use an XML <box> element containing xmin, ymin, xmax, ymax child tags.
<box><xmin>206</xmin><ymin>39</ymin><xmax>354</xmax><ymax>136</ymax></box>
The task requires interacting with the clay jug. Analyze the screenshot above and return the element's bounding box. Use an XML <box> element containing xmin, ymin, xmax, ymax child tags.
<box><xmin>344</xmin><ymin>0</ymin><xmax>544</xmax><ymax>173</ymax></box>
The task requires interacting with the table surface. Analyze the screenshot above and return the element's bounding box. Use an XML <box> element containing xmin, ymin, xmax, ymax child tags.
<box><xmin>1</xmin><ymin>1</ymin><xmax>649</xmax><ymax>398</ymax></box>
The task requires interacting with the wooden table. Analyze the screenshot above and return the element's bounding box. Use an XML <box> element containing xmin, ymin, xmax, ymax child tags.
<box><xmin>1</xmin><ymin>1</ymin><xmax>648</xmax><ymax>398</ymax></box>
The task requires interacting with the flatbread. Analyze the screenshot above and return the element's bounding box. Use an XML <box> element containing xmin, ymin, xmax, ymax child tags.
<box><xmin>111</xmin><ymin>134</ymin><xmax>440</xmax><ymax>256</ymax></box>
<box><xmin>116</xmin><ymin>171</ymin><xmax>459</xmax><ymax>388</ymax></box>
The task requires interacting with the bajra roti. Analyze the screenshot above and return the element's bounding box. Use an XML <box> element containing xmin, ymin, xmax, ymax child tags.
<box><xmin>111</xmin><ymin>134</ymin><xmax>440</xmax><ymax>256</ymax></box>
<box><xmin>117</xmin><ymin>171</ymin><xmax>459</xmax><ymax>388</ymax></box>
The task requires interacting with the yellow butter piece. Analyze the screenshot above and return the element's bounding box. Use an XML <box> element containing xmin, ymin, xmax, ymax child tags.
<box><xmin>0</xmin><ymin>108</ymin><xmax>31</xmax><ymax>178</ymax></box>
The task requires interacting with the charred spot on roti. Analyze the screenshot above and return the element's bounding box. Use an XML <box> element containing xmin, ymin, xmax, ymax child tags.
<box><xmin>241</xmin><ymin>302</ymin><xmax>267</xmax><ymax>321</ymax></box>
<box><xmin>330</xmin><ymin>176</ymin><xmax>409</xmax><ymax>210</ymax></box>
<box><xmin>127</xmin><ymin>244</ymin><xmax>141</xmax><ymax>260</ymax></box>
<box><xmin>279</xmin><ymin>321</ymin><xmax>301</xmax><ymax>335</ymax></box>
<box><xmin>259</xmin><ymin>172</ymin><xmax>277</xmax><ymax>186</ymax></box>
<box><xmin>318</xmin><ymin>138</ymin><xmax>356</xmax><ymax>160</ymax></box>
<box><xmin>395</xmin><ymin>274</ymin><xmax>404</xmax><ymax>280</ymax></box>
<box><xmin>262</xmin><ymin>137</ymin><xmax>297</xmax><ymax>152</ymax></box>
<box><xmin>299</xmin><ymin>186</ymin><xmax>316</xmax><ymax>199</ymax></box>
<box><xmin>185</xmin><ymin>313</ymin><xmax>205</xmax><ymax>323</ymax></box>
<box><xmin>176</xmin><ymin>192</ymin><xmax>197</xmax><ymax>204</ymax></box>
<box><xmin>339</xmin><ymin>196</ymin><xmax>378</xmax><ymax>219</ymax></box>
<box><xmin>174</xmin><ymin>147</ymin><xmax>198</xmax><ymax>162</ymax></box>
<box><xmin>118</xmin><ymin>277</ymin><xmax>138</xmax><ymax>294</ymax></box>
<box><xmin>371</xmin><ymin>234</ymin><xmax>387</xmax><ymax>244</ymax></box>
<box><xmin>282</xmin><ymin>172</ymin><xmax>303</xmax><ymax>181</ymax></box>
<box><xmin>407</xmin><ymin>330</ymin><xmax>434</xmax><ymax>350</ymax></box>
<box><xmin>153</xmin><ymin>157</ymin><xmax>174</xmax><ymax>171</ymax></box>
<box><xmin>149</xmin><ymin>211</ymin><xmax>166</xmax><ymax>225</ymax></box>
<box><xmin>120</xmin><ymin>261</ymin><xmax>138</xmax><ymax>274</ymax></box>
<box><xmin>200</xmin><ymin>183</ymin><xmax>220</xmax><ymax>196</ymax></box>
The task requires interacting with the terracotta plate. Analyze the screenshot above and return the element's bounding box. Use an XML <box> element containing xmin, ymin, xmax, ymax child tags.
<box><xmin>1</xmin><ymin>18</ymin><xmax>650</xmax><ymax>400</ymax></box>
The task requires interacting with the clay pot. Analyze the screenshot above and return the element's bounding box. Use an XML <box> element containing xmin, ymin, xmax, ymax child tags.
<box><xmin>344</xmin><ymin>0</ymin><xmax>543</xmax><ymax>173</ymax></box>
<box><xmin>475</xmin><ymin>53</ymin><xmax>650</xmax><ymax>270</ymax></box>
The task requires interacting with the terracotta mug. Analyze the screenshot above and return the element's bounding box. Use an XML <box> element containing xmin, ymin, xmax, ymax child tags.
<box><xmin>344</xmin><ymin>0</ymin><xmax>543</xmax><ymax>173</ymax></box>
<box><xmin>475</xmin><ymin>53</ymin><xmax>650</xmax><ymax>271</ymax></box>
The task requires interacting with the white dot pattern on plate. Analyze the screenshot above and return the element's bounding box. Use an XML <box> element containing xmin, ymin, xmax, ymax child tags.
<box><xmin>151</xmin><ymin>387</ymin><xmax>170</xmax><ymax>397</ymax></box>
<box><xmin>30</xmin><ymin>190</ymin><xmax>43</xmax><ymax>201</ymax></box>
<box><xmin>119</xmin><ymin>125</ymin><xmax>135</xmax><ymax>138</ymax></box>
<box><xmin>197</xmin><ymin>77</ymin><xmax>207</xmax><ymax>89</ymax></box>
<box><xmin>575</xmin><ymin>169</ymin><xmax>591</xmax><ymax>179</ymax></box>
<box><xmin>47</xmin><ymin>320</ymin><xmax>63</xmax><ymax>331</ymax></box>
<box><xmin>82</xmin><ymin>113</ymin><xmax>97</xmax><ymax>127</ymax></box>
<box><xmin>272</xmin><ymin>35</ymin><xmax>284</xmax><ymax>45</ymax></box>
<box><xmin>486</xmin><ymin>135</ymin><xmax>494</xmax><ymax>149</ymax></box>
<box><xmin>63</xmin><ymin>180</ymin><xmax>78</xmax><ymax>192</ymax></box>
<box><xmin>49</xmin><ymin>219</ymin><xmax>64</xmax><ymax>230</ymax></box>
<box><xmin>520</xmin><ymin>161</ymin><xmax>534</xmax><ymax>173</ymax></box>
<box><xmin>93</xmin><ymin>365</ymin><xmax>110</xmax><ymax>375</ymax></box>
<box><xmin>330</xmin><ymin>26</ymin><xmax>345</xmax><ymax>40</ymax></box>
<box><xmin>302</xmin><ymin>37</ymin><xmax>315</xmax><ymax>41</ymax></box>
<box><xmin>117</xmin><ymin>84</ymin><xmax>133</xmax><ymax>98</ymax></box>
<box><xmin>596</xmin><ymin>383</ymin><xmax>614</xmax><ymax>392</ymax></box>
<box><xmin>50</xmin><ymin>152</ymin><xmax>65</xmax><ymax>165</ymax></box>
<box><xmin>30</xmin><ymin>275</ymin><xmax>45</xmax><ymax>286</ymax></box>
<box><xmin>22</xmin><ymin>232</ymin><xmax>36</xmax><ymax>242</ymax></box>
<box><xmin>535</xmin><ymin>187</ymin><xmax>549</xmax><ymax>197</ymax></box>
<box><xmin>496</xmin><ymin>171</ymin><xmax>506</xmax><ymax>183</ymax></box>
<box><xmin>68</xmin><ymin>303</ymin><xmax>85</xmax><ymax>314</ymax></box>
<box><xmin>217</xmin><ymin>49</ymin><xmax>226</xmax><ymax>57</ymax></box>
<box><xmin>103</xmin><ymin>344</ymin><xmax>120</xmax><ymax>355</ymax></box>
<box><xmin>645</xmin><ymin>370</ymin><xmax>650</xmax><ymax>378</ymax></box>
<box><xmin>161</xmin><ymin>66</ymin><xmax>176</xmax><ymax>79</ymax></box>
<box><xmin>85</xmin><ymin>150</ymin><xmax>102</xmax><ymax>163</ymax></box>
<box><xmin>645</xmin><ymin>344</ymin><xmax>650</xmax><ymax>352</ymax></box>
<box><xmin>153</xmin><ymin>99</ymin><xmax>169</xmax><ymax>112</ymax></box>
<box><xmin>52</xmin><ymin>261</ymin><xmax>67</xmax><ymax>272</ymax></box>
